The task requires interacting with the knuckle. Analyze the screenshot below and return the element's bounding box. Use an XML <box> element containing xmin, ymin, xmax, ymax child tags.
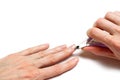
<box><xmin>26</xmin><ymin>48</ymin><xmax>33</xmax><ymax>53</ymax></box>
<box><xmin>104</xmin><ymin>36</ymin><xmax>120</xmax><ymax>49</ymax></box>
<box><xmin>105</xmin><ymin>12</ymin><xmax>112</xmax><ymax>18</ymax></box>
<box><xmin>22</xmin><ymin>69</ymin><xmax>39</xmax><ymax>79</ymax></box>
<box><xmin>7</xmin><ymin>54</ymin><xmax>14</xmax><ymax>57</ymax></box>
<box><xmin>104</xmin><ymin>35</ymin><xmax>112</xmax><ymax>43</ymax></box>
<box><xmin>96</xmin><ymin>18</ymin><xmax>104</xmax><ymax>25</ymax></box>
<box><xmin>55</xmin><ymin>47</ymin><xmax>61</xmax><ymax>52</ymax></box>
<box><xmin>48</xmin><ymin>55</ymin><xmax>57</xmax><ymax>63</ymax></box>
<box><xmin>64</xmin><ymin>49</ymin><xmax>72</xmax><ymax>56</ymax></box>
<box><xmin>6</xmin><ymin>53</ymin><xmax>18</xmax><ymax>59</ymax></box>
<box><xmin>38</xmin><ymin>61</ymin><xmax>46</xmax><ymax>67</ymax></box>
<box><xmin>38</xmin><ymin>52</ymin><xmax>43</xmax><ymax>56</ymax></box>
<box><xmin>112</xmin><ymin>40</ymin><xmax>120</xmax><ymax>49</ymax></box>
<box><xmin>87</xmin><ymin>28</ymin><xmax>96</xmax><ymax>37</ymax></box>
<box><xmin>23</xmin><ymin>72</ymin><xmax>33</xmax><ymax>79</ymax></box>
<box><xmin>53</xmin><ymin>65</ymin><xmax>62</xmax><ymax>75</ymax></box>
<box><xmin>114</xmin><ymin>27</ymin><xmax>120</xmax><ymax>33</ymax></box>
<box><xmin>27</xmin><ymin>48</ymin><xmax>32</xmax><ymax>51</ymax></box>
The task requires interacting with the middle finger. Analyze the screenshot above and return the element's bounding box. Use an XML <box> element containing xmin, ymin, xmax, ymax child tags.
<box><xmin>94</xmin><ymin>18</ymin><xmax>117</xmax><ymax>35</ymax></box>
<box><xmin>29</xmin><ymin>45</ymin><xmax>67</xmax><ymax>59</ymax></box>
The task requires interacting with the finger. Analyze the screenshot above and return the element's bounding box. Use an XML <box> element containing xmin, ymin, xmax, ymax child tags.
<box><xmin>94</xmin><ymin>18</ymin><xmax>118</xmax><ymax>34</ymax></box>
<box><xmin>38</xmin><ymin>57</ymin><xmax>79</xmax><ymax>80</ymax></box>
<box><xmin>114</xmin><ymin>11</ymin><xmax>120</xmax><ymax>17</ymax></box>
<box><xmin>87</xmin><ymin>27</ymin><xmax>112</xmax><ymax>45</ymax></box>
<box><xmin>29</xmin><ymin>44</ymin><xmax>67</xmax><ymax>59</ymax></box>
<box><xmin>34</xmin><ymin>45</ymin><xmax>76</xmax><ymax>68</ymax></box>
<box><xmin>82</xmin><ymin>46</ymin><xmax>117</xmax><ymax>59</ymax></box>
<box><xmin>19</xmin><ymin>43</ymin><xmax>49</xmax><ymax>56</ymax></box>
<box><xmin>105</xmin><ymin>12</ymin><xmax>120</xmax><ymax>25</ymax></box>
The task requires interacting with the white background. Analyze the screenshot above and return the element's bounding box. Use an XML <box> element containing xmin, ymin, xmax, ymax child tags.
<box><xmin>0</xmin><ymin>0</ymin><xmax>120</xmax><ymax>80</ymax></box>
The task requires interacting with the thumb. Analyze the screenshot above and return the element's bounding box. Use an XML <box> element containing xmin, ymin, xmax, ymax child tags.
<box><xmin>82</xmin><ymin>46</ymin><xmax>116</xmax><ymax>59</ymax></box>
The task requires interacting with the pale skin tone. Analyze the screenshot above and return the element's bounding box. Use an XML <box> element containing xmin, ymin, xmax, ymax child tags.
<box><xmin>1</xmin><ymin>11</ymin><xmax>120</xmax><ymax>80</ymax></box>
<box><xmin>0</xmin><ymin>44</ymin><xmax>79</xmax><ymax>80</ymax></box>
<box><xmin>83</xmin><ymin>11</ymin><xmax>120</xmax><ymax>60</ymax></box>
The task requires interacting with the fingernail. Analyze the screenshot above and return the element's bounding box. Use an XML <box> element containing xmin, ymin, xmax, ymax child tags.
<box><xmin>70</xmin><ymin>44</ymin><xmax>76</xmax><ymax>49</ymax></box>
<box><xmin>66</xmin><ymin>44</ymin><xmax>76</xmax><ymax>52</ymax></box>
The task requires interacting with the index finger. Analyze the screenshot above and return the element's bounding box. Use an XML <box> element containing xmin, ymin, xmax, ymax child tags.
<box><xmin>87</xmin><ymin>27</ymin><xmax>112</xmax><ymax>46</ymax></box>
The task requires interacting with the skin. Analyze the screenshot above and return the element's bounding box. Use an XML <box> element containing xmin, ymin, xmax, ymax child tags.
<box><xmin>82</xmin><ymin>11</ymin><xmax>120</xmax><ymax>60</ymax></box>
<box><xmin>0</xmin><ymin>44</ymin><xmax>79</xmax><ymax>80</ymax></box>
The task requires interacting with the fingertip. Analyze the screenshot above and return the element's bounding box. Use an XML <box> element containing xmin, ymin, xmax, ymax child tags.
<box><xmin>87</xmin><ymin>28</ymin><xmax>97</xmax><ymax>38</ymax></box>
<box><xmin>70</xmin><ymin>44</ymin><xmax>76</xmax><ymax>49</ymax></box>
<box><xmin>65</xmin><ymin>44</ymin><xmax>76</xmax><ymax>53</ymax></box>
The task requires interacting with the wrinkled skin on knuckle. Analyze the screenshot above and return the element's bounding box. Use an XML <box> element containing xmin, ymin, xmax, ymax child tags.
<box><xmin>106</xmin><ymin>37</ymin><xmax>120</xmax><ymax>59</ymax></box>
<box><xmin>114</xmin><ymin>27</ymin><xmax>120</xmax><ymax>33</ymax></box>
<box><xmin>52</xmin><ymin>64</ymin><xmax>62</xmax><ymax>76</ymax></box>
<box><xmin>4</xmin><ymin>53</ymin><xmax>18</xmax><ymax>60</ymax></box>
<box><xmin>105</xmin><ymin>12</ymin><xmax>112</xmax><ymax>18</ymax></box>
<box><xmin>46</xmin><ymin>55</ymin><xmax>58</xmax><ymax>65</ymax></box>
<box><xmin>102</xmin><ymin>36</ymin><xmax>120</xmax><ymax>49</ymax></box>
<box><xmin>95</xmin><ymin>18</ymin><xmax>104</xmax><ymax>25</ymax></box>
<box><xmin>19</xmin><ymin>68</ymin><xmax>40</xmax><ymax>79</ymax></box>
<box><xmin>26</xmin><ymin>48</ymin><xmax>33</xmax><ymax>53</ymax></box>
<box><xmin>102</xmin><ymin>34</ymin><xmax>112</xmax><ymax>44</ymax></box>
<box><xmin>111</xmin><ymin>39</ymin><xmax>120</xmax><ymax>50</ymax></box>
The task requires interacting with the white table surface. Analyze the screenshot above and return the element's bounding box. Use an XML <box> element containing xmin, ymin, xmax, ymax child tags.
<box><xmin>0</xmin><ymin>0</ymin><xmax>120</xmax><ymax>80</ymax></box>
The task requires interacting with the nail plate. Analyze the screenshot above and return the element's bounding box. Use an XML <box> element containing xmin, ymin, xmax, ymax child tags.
<box><xmin>70</xmin><ymin>44</ymin><xmax>76</xmax><ymax>49</ymax></box>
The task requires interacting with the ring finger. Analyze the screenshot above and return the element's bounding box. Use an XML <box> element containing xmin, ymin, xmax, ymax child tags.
<box><xmin>33</xmin><ymin>45</ymin><xmax>76</xmax><ymax>68</ymax></box>
<box><xmin>105</xmin><ymin>12</ymin><xmax>120</xmax><ymax>25</ymax></box>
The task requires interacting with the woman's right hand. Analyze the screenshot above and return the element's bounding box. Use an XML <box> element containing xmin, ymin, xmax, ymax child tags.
<box><xmin>82</xmin><ymin>11</ymin><xmax>120</xmax><ymax>60</ymax></box>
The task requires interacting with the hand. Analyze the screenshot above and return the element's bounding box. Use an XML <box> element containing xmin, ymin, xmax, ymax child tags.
<box><xmin>0</xmin><ymin>44</ymin><xmax>78</xmax><ymax>80</ymax></box>
<box><xmin>83</xmin><ymin>11</ymin><xmax>120</xmax><ymax>60</ymax></box>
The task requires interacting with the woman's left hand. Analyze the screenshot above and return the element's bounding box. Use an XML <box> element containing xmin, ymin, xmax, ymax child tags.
<box><xmin>0</xmin><ymin>44</ymin><xmax>78</xmax><ymax>80</ymax></box>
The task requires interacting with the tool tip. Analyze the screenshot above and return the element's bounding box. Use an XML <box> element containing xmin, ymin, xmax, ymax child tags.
<box><xmin>75</xmin><ymin>46</ymin><xmax>79</xmax><ymax>49</ymax></box>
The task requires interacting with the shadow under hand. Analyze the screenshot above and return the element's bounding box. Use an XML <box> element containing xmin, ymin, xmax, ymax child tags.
<box><xmin>79</xmin><ymin>51</ymin><xmax>120</xmax><ymax>70</ymax></box>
